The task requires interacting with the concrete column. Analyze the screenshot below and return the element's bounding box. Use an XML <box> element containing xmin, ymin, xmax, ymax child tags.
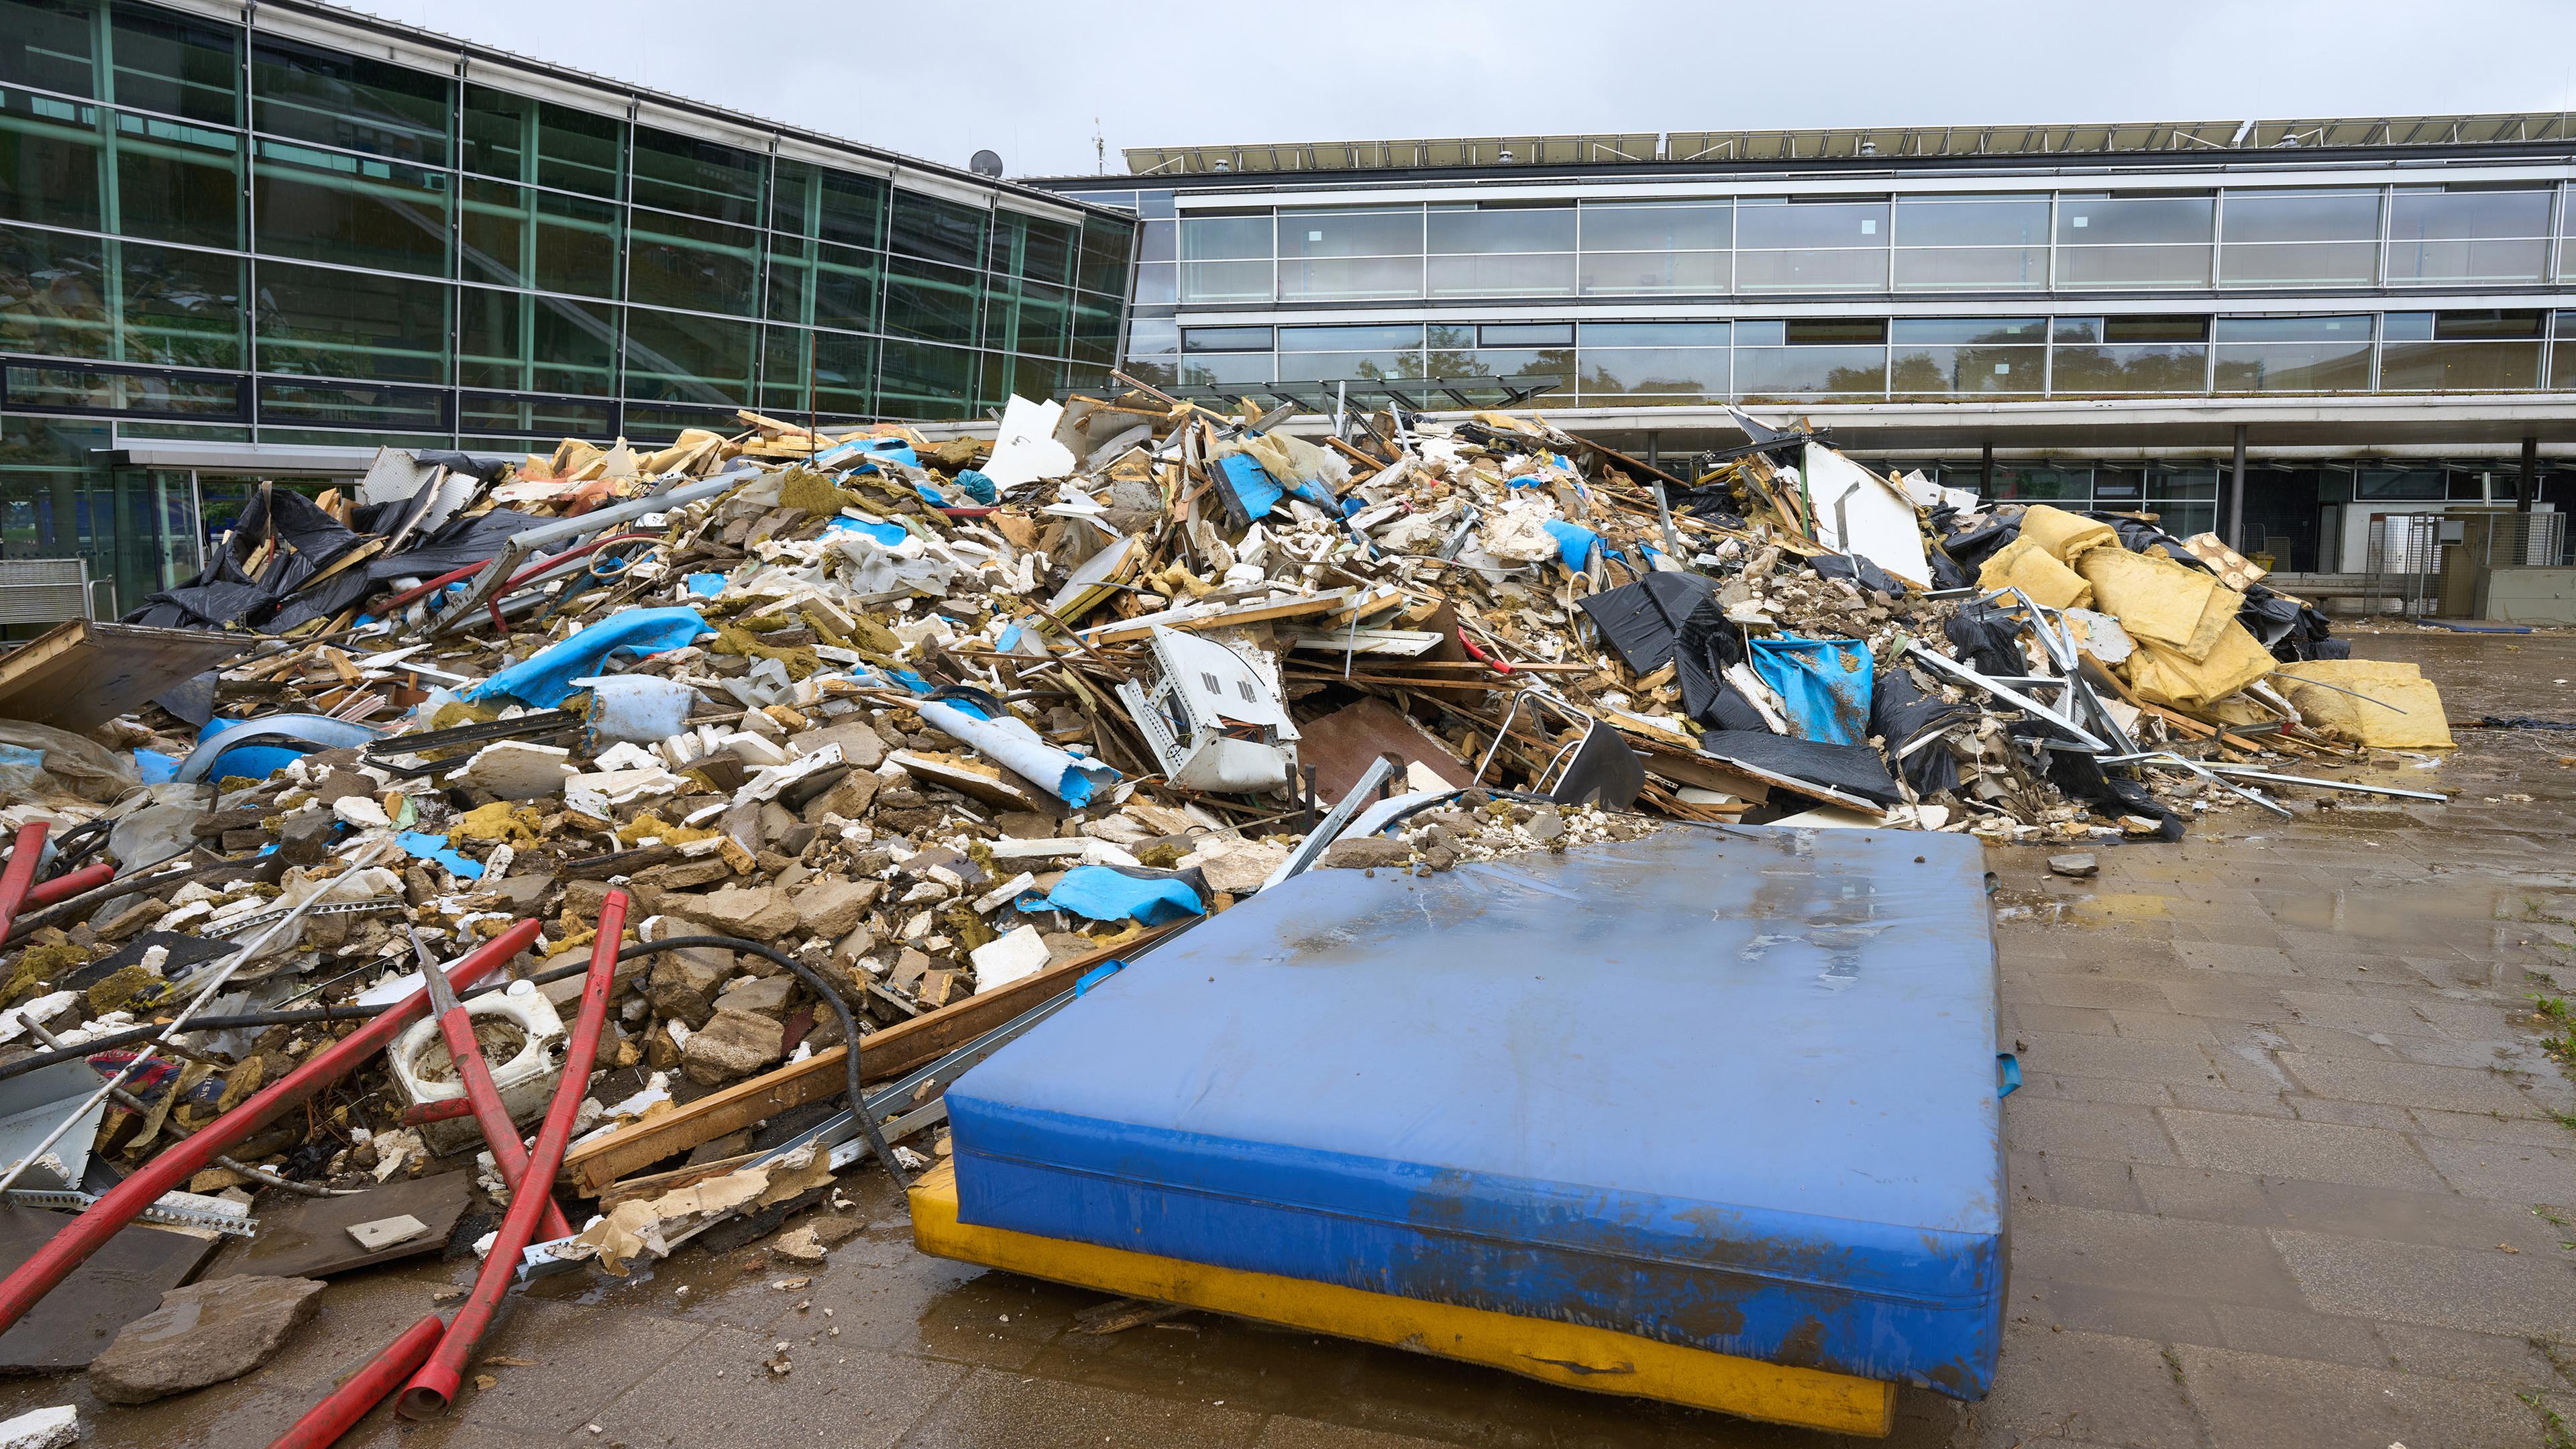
<box><xmin>1979</xmin><ymin>441</ymin><xmax>1993</xmax><ymax>499</ymax></box>
<box><xmin>1646</xmin><ymin>431</ymin><xmax>1660</xmax><ymax>476</ymax></box>
<box><xmin>2227</xmin><ymin>425</ymin><xmax>2247</xmax><ymax>549</ymax></box>
<box><xmin>2520</xmin><ymin>434</ymin><xmax>2537</xmax><ymax>514</ymax></box>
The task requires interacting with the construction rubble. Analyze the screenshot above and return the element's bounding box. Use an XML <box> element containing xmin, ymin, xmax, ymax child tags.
<box><xmin>0</xmin><ymin>384</ymin><xmax>2455</xmax><ymax>1436</ymax></box>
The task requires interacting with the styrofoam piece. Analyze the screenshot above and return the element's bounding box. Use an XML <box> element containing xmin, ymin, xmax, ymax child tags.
<box><xmin>455</xmin><ymin>740</ymin><xmax>575</xmax><ymax>800</ymax></box>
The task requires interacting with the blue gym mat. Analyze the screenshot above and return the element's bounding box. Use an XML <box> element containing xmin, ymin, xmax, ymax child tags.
<box><xmin>945</xmin><ymin>824</ymin><xmax>2006</xmax><ymax>1397</ymax></box>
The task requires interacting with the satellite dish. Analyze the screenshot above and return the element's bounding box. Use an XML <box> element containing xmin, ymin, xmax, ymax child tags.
<box><xmin>969</xmin><ymin>149</ymin><xmax>1004</xmax><ymax>178</ymax></box>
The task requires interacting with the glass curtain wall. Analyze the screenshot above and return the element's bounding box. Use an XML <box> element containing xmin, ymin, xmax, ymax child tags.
<box><xmin>1</xmin><ymin>0</ymin><xmax>1136</xmax><ymax>456</ymax></box>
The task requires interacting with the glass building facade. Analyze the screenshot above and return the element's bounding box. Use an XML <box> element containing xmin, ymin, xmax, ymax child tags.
<box><xmin>1</xmin><ymin>0</ymin><xmax>1135</xmax><ymax>616</ymax></box>
<box><xmin>1044</xmin><ymin>180</ymin><xmax>2574</xmax><ymax>407</ymax></box>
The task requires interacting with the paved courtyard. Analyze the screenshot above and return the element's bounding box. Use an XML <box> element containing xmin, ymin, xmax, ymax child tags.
<box><xmin>1</xmin><ymin>629</ymin><xmax>2569</xmax><ymax>1449</ymax></box>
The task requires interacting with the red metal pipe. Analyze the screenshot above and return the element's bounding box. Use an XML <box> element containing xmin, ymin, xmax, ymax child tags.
<box><xmin>26</xmin><ymin>860</ymin><xmax>113</xmax><ymax>909</ymax></box>
<box><xmin>398</xmin><ymin>892</ymin><xmax>627</xmax><ymax>1419</ymax></box>
<box><xmin>0</xmin><ymin>822</ymin><xmax>49</xmax><ymax>948</ymax></box>
<box><xmin>396</xmin><ymin>1098</ymin><xmax>474</xmax><ymax>1128</ymax></box>
<box><xmin>266</xmin><ymin>1313</ymin><xmax>443</xmax><ymax>1449</ymax></box>
<box><xmin>0</xmin><ymin>918</ymin><xmax>543</xmax><ymax>1337</ymax></box>
<box><xmin>433</xmin><ymin>998</ymin><xmax>572</xmax><ymax>1241</ymax></box>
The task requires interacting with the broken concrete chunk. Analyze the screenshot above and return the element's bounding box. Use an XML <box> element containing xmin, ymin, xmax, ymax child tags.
<box><xmin>87</xmin><ymin>1274</ymin><xmax>327</xmax><ymax>1405</ymax></box>
<box><xmin>681</xmin><ymin>1009</ymin><xmax>786</xmax><ymax>1087</ymax></box>
<box><xmin>455</xmin><ymin>741</ymin><xmax>575</xmax><ymax>800</ymax></box>
<box><xmin>793</xmin><ymin>877</ymin><xmax>881</xmax><ymax>938</ymax></box>
<box><xmin>0</xmin><ymin>1406</ymin><xmax>78</xmax><ymax>1449</ymax></box>
<box><xmin>1186</xmin><ymin>837</ymin><xmax>1290</xmax><ymax>894</ymax></box>
<box><xmin>713</xmin><ymin>974</ymin><xmax>795</xmax><ymax>1020</ymax></box>
<box><xmin>687</xmin><ymin>884</ymin><xmax>802</xmax><ymax>941</ymax></box>
<box><xmin>2048</xmin><ymin>853</ymin><xmax>2100</xmax><ymax>878</ymax></box>
<box><xmin>346</xmin><ymin>1214</ymin><xmax>429</xmax><ymax>1251</ymax></box>
<box><xmin>1318</xmin><ymin>837</ymin><xmax>1411</xmax><ymax>871</ymax></box>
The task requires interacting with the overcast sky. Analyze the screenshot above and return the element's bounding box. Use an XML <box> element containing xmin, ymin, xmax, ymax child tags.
<box><xmin>352</xmin><ymin>0</ymin><xmax>2576</xmax><ymax>181</ymax></box>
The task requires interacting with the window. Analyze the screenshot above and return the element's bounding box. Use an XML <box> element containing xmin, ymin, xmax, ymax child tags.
<box><xmin>2553</xmin><ymin>312</ymin><xmax>2576</xmax><ymax>391</ymax></box>
<box><xmin>455</xmin><ymin>285</ymin><xmax>616</xmax><ymax>395</ymax></box>
<box><xmin>112</xmin><ymin>110</ymin><xmax>241</xmax><ymax>249</ymax></box>
<box><xmin>2211</xmin><ymin>314</ymin><xmax>2372</xmax><ymax>392</ymax></box>
<box><xmin>1427</xmin><ymin>205</ymin><xmax>1573</xmax><ymax>298</ymax></box>
<box><xmin>1278</xmin><ymin>207</ymin><xmax>1421</xmax><ymax>301</ymax></box>
<box><xmin>1276</xmin><ymin>321</ymin><xmax>1424</xmax><ymax>383</ymax></box>
<box><xmin>621</xmin><ymin>304</ymin><xmax>756</xmax><ymax>404</ymax></box>
<box><xmin>2387</xmin><ymin>186</ymin><xmax>2550</xmax><ymax>284</ymax></box>
<box><xmin>1579</xmin><ymin>201</ymin><xmax>1729</xmax><ymax>296</ymax></box>
<box><xmin>882</xmin><ymin>254</ymin><xmax>980</xmax><ymax>346</ymax></box>
<box><xmin>877</xmin><ymin>338</ymin><xmax>976</xmax><ymax>418</ymax></box>
<box><xmin>2379</xmin><ymin>309</ymin><xmax>2543</xmax><ymax>390</ymax></box>
<box><xmin>769</xmin><ymin>159</ymin><xmax>883</xmax><ymax>248</ymax></box>
<box><xmin>1</xmin><ymin>88</ymin><xmax>103</xmax><ymax>231</ymax></box>
<box><xmin>1889</xmin><ymin>317</ymin><xmax>2045</xmax><ymax>396</ymax></box>
<box><xmin>2050</xmin><ymin>313</ymin><xmax>2208</xmax><ymax>392</ymax></box>
<box><xmin>258</xmin><ymin>378</ymin><xmax>445</xmax><ymax>431</ymax></box>
<box><xmin>987</xmin><ymin>209</ymin><xmax>1078</xmax><ymax>288</ymax></box>
<box><xmin>251</xmin><ymin>38</ymin><xmax>450</xmax><ymax>166</ymax></box>
<box><xmin>767</xmin><ymin>240</ymin><xmax>878</xmax><ymax>333</ymax></box>
<box><xmin>0</xmin><ymin>223</ymin><xmax>109</xmax><ymax>359</ymax></box>
<box><xmin>460</xmin><ymin>181</ymin><xmax>621</xmax><ymax>298</ymax></box>
<box><xmin>119</xmin><ymin>239</ymin><xmax>240</xmax><ymax>368</ymax></box>
<box><xmin>1484</xmin><ymin>323</ymin><xmax>1572</xmax><ymax>347</ymax></box>
<box><xmin>110</xmin><ymin>3</ymin><xmax>240</xmax><ymax>127</ymax></box>
<box><xmin>630</xmin><ymin>125</ymin><xmax>764</xmax><ymax>226</ymax></box>
<box><xmin>1177</xmin><ymin>212</ymin><xmax>1271</xmax><ymax>303</ymax></box>
<box><xmin>1892</xmin><ymin>196</ymin><xmax>2049</xmax><ymax>290</ymax></box>
<box><xmin>2218</xmin><ymin>189</ymin><xmax>2380</xmax><ymax>286</ymax></box>
<box><xmin>252</xmin><ymin>260</ymin><xmax>450</xmax><ymax>383</ymax></box>
<box><xmin>252</xmin><ymin>140</ymin><xmax>452</xmax><ymax>277</ymax></box>
<box><xmin>1736</xmin><ymin>316</ymin><xmax>1886</xmax><ymax>398</ymax></box>
<box><xmin>1077</xmin><ymin>216</ymin><xmax>1134</xmax><ymax>296</ymax></box>
<box><xmin>1</xmin><ymin>0</ymin><xmax>97</xmax><ymax>98</ymax></box>
<box><xmin>888</xmin><ymin>189</ymin><xmax>988</xmax><ymax>268</ymax></box>
<box><xmin>1735</xmin><ymin>198</ymin><xmax>1888</xmax><ymax>291</ymax></box>
<box><xmin>760</xmin><ymin>325</ymin><xmax>873</xmax><ymax>416</ymax></box>
<box><xmin>983</xmin><ymin>276</ymin><xmax>1070</xmax><ymax>358</ymax></box>
<box><xmin>461</xmin><ymin>88</ymin><xmax>623</xmax><ymax>200</ymax></box>
<box><xmin>2054</xmin><ymin>194</ymin><xmax>2212</xmax><ymax>288</ymax></box>
<box><xmin>625</xmin><ymin>211</ymin><xmax>761</xmax><ymax>317</ymax></box>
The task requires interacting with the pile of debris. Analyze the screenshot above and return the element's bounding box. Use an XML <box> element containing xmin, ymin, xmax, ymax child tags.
<box><xmin>0</xmin><ymin>383</ymin><xmax>2451</xmax><ymax>1436</ymax></box>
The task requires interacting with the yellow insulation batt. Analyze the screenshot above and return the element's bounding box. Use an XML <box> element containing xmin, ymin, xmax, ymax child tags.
<box><xmin>2274</xmin><ymin>659</ymin><xmax>2455</xmax><ymax>749</ymax></box>
<box><xmin>2078</xmin><ymin>547</ymin><xmax>2244</xmax><ymax>661</ymax></box>
<box><xmin>2013</xmin><ymin>504</ymin><xmax>2118</xmax><ymax>564</ymax></box>
<box><xmin>2123</xmin><ymin>620</ymin><xmax>2277</xmax><ymax>712</ymax></box>
<box><xmin>1978</xmin><ymin>535</ymin><xmax>2092</xmax><ymax>610</ymax></box>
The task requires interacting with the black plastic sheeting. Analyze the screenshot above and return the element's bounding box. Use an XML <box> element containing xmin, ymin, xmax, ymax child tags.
<box><xmin>1810</xmin><ymin>552</ymin><xmax>1909</xmax><ymax>596</ymax></box>
<box><xmin>1943</xmin><ymin>601</ymin><xmax>2029</xmax><ymax>680</ymax></box>
<box><xmin>2043</xmin><ymin>744</ymin><xmax>2184</xmax><ymax>841</ymax></box>
<box><xmin>1939</xmin><ymin>517</ymin><xmax>2021</xmax><ymax>576</ymax></box>
<box><xmin>364</xmin><ymin>508</ymin><xmax>548</xmax><ymax>584</ymax></box>
<box><xmin>1695</xmin><ymin>729</ymin><xmax>1906</xmax><ymax>806</ymax></box>
<box><xmin>1871</xmin><ymin>668</ymin><xmax>1976</xmax><ymax>798</ymax></box>
<box><xmin>1577</xmin><ymin>573</ymin><xmax>1717</xmax><ymax>674</ymax></box>
<box><xmin>128</xmin><ymin>486</ymin><xmax>368</xmax><ymax>630</ymax></box>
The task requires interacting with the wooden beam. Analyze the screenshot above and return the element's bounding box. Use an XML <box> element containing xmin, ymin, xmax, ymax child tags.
<box><xmin>559</xmin><ymin>926</ymin><xmax>1183</xmax><ymax>1193</ymax></box>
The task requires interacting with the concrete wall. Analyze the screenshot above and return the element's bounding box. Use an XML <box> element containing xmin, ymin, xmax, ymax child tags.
<box><xmin>2475</xmin><ymin>566</ymin><xmax>2576</xmax><ymax>625</ymax></box>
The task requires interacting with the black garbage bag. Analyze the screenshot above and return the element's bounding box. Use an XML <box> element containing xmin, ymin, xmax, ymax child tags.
<box><xmin>366</xmin><ymin>508</ymin><xmax>550</xmax><ymax>584</ymax></box>
<box><xmin>2043</xmin><ymin>743</ymin><xmax>2184</xmax><ymax>841</ymax></box>
<box><xmin>1871</xmin><ymin>668</ymin><xmax>1976</xmax><ymax>798</ymax></box>
<box><xmin>1696</xmin><ymin>729</ymin><xmax>1906</xmax><ymax>807</ymax></box>
<box><xmin>1943</xmin><ymin>601</ymin><xmax>2029</xmax><ymax>680</ymax></box>
<box><xmin>1671</xmin><ymin>597</ymin><xmax>1770</xmax><ymax>733</ymax></box>
<box><xmin>1941</xmin><ymin>517</ymin><xmax>2021</xmax><ymax>575</ymax></box>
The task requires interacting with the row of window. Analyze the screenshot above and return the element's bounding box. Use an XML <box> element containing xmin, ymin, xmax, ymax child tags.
<box><xmin>0</xmin><ymin>0</ymin><xmax>1134</xmax><ymax>290</ymax></box>
<box><xmin>1146</xmin><ymin>186</ymin><xmax>2576</xmax><ymax>303</ymax></box>
<box><xmin>1140</xmin><ymin>311</ymin><xmax>2576</xmax><ymax>400</ymax></box>
<box><xmin>0</xmin><ymin>225</ymin><xmax>1126</xmax><ymax>389</ymax></box>
<box><xmin>0</xmin><ymin>90</ymin><xmax>1132</xmax><ymax>313</ymax></box>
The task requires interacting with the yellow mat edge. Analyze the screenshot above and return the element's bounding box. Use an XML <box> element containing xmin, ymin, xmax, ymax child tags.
<box><xmin>906</xmin><ymin>1161</ymin><xmax>1894</xmax><ymax>1437</ymax></box>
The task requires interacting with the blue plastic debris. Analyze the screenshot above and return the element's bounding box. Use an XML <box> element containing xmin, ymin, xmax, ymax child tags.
<box><xmin>460</xmin><ymin>607</ymin><xmax>713</xmax><ymax>709</ymax></box>
<box><xmin>824</xmin><ymin>515</ymin><xmax>910</xmax><ymax>547</ymax></box>
<box><xmin>816</xmin><ymin>436</ymin><xmax>919</xmax><ymax>471</ymax></box>
<box><xmin>396</xmin><ymin>830</ymin><xmax>483</xmax><ymax>879</ymax></box>
<box><xmin>955</xmin><ymin>469</ymin><xmax>999</xmax><ymax>504</ymax></box>
<box><xmin>133</xmin><ymin>749</ymin><xmax>180</xmax><ymax>784</ymax></box>
<box><xmin>685</xmin><ymin>573</ymin><xmax>727</xmax><ymax>597</ymax></box>
<box><xmin>1015</xmin><ymin>865</ymin><xmax>1203</xmax><ymax>926</ymax></box>
<box><xmin>1540</xmin><ymin>519</ymin><xmax>1601</xmax><ymax>572</ymax></box>
<box><xmin>1748</xmin><ymin>635</ymin><xmax>1876</xmax><ymax>747</ymax></box>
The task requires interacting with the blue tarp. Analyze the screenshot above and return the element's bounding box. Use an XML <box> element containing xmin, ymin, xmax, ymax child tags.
<box><xmin>1016</xmin><ymin>865</ymin><xmax>1203</xmax><ymax>926</ymax></box>
<box><xmin>1748</xmin><ymin>635</ymin><xmax>1876</xmax><ymax>747</ymax></box>
<box><xmin>1217</xmin><ymin>453</ymin><xmax>1332</xmax><ymax>522</ymax></box>
<box><xmin>824</xmin><ymin>515</ymin><xmax>910</xmax><ymax>547</ymax></box>
<box><xmin>816</xmin><ymin>437</ymin><xmax>918</xmax><ymax>471</ymax></box>
<box><xmin>460</xmin><ymin>607</ymin><xmax>714</xmax><ymax>709</ymax></box>
<box><xmin>685</xmin><ymin>573</ymin><xmax>727</xmax><ymax>597</ymax></box>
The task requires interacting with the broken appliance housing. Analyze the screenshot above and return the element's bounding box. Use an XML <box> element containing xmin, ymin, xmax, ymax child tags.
<box><xmin>1115</xmin><ymin>626</ymin><xmax>1301</xmax><ymax>793</ymax></box>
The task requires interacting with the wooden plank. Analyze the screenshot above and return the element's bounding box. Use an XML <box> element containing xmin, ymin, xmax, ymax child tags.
<box><xmin>559</xmin><ymin>925</ymin><xmax>1184</xmax><ymax>1193</ymax></box>
<box><xmin>0</xmin><ymin>621</ymin><xmax>247</xmax><ymax>732</ymax></box>
<box><xmin>1078</xmin><ymin>592</ymin><xmax>1348</xmax><ymax>646</ymax></box>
